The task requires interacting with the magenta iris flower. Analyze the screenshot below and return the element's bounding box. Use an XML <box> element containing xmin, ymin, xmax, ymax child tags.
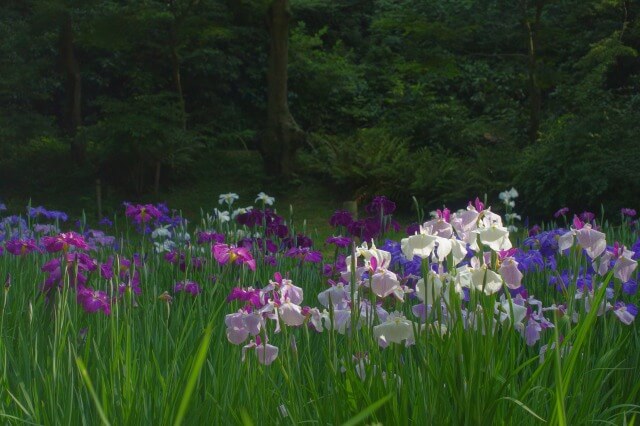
<box><xmin>77</xmin><ymin>286</ymin><xmax>111</xmax><ymax>315</ymax></box>
<box><xmin>227</xmin><ymin>287</ymin><xmax>264</xmax><ymax>307</ymax></box>
<box><xmin>124</xmin><ymin>203</ymin><xmax>163</xmax><ymax>224</ymax></box>
<box><xmin>472</xmin><ymin>197</ymin><xmax>484</xmax><ymax>212</ymax></box>
<box><xmin>174</xmin><ymin>280</ymin><xmax>201</xmax><ymax>296</ymax></box>
<box><xmin>41</xmin><ymin>253</ymin><xmax>97</xmax><ymax>294</ymax></box>
<box><xmin>42</xmin><ymin>232</ymin><xmax>89</xmax><ymax>253</ymax></box>
<box><xmin>436</xmin><ymin>208</ymin><xmax>451</xmax><ymax>222</ymax></box>
<box><xmin>213</xmin><ymin>243</ymin><xmax>256</xmax><ymax>271</ymax></box>
<box><xmin>5</xmin><ymin>238</ymin><xmax>39</xmax><ymax>256</ymax></box>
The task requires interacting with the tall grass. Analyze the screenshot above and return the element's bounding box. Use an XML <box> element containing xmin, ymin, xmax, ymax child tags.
<box><xmin>0</xmin><ymin>204</ymin><xmax>638</xmax><ymax>425</ymax></box>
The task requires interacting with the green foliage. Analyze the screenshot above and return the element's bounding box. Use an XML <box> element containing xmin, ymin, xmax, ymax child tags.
<box><xmin>0</xmin><ymin>0</ymin><xmax>639</xmax><ymax>216</ymax></box>
<box><xmin>301</xmin><ymin>128</ymin><xmax>412</xmax><ymax>197</ymax></box>
<box><xmin>517</xmin><ymin>30</ymin><xmax>640</xmax><ymax>213</ymax></box>
<box><xmin>83</xmin><ymin>94</ymin><xmax>201</xmax><ymax>191</ymax></box>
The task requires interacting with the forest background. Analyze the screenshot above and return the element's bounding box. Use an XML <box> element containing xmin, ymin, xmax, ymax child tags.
<box><xmin>1</xmin><ymin>0</ymin><xmax>639</xmax><ymax>221</ymax></box>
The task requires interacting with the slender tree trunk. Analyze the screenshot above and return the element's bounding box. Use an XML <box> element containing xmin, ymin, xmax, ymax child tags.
<box><xmin>523</xmin><ymin>0</ymin><xmax>544</xmax><ymax>144</ymax></box>
<box><xmin>60</xmin><ymin>14</ymin><xmax>84</xmax><ymax>164</ymax></box>
<box><xmin>169</xmin><ymin>21</ymin><xmax>187</xmax><ymax>131</ymax></box>
<box><xmin>263</xmin><ymin>0</ymin><xmax>304</xmax><ymax>177</ymax></box>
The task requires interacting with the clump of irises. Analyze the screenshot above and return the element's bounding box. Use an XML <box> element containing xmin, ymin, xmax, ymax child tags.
<box><xmin>1</xmin><ymin>191</ymin><xmax>637</xmax><ymax>368</ymax></box>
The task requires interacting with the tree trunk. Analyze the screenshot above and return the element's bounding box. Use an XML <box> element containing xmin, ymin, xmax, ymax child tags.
<box><xmin>60</xmin><ymin>14</ymin><xmax>84</xmax><ymax>164</ymax></box>
<box><xmin>523</xmin><ymin>0</ymin><xmax>544</xmax><ymax>144</ymax></box>
<box><xmin>169</xmin><ymin>21</ymin><xmax>187</xmax><ymax>131</ymax></box>
<box><xmin>263</xmin><ymin>0</ymin><xmax>304</xmax><ymax>177</ymax></box>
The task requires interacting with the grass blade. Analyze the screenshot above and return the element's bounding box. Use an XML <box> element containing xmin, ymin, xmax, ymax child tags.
<box><xmin>173</xmin><ymin>323</ymin><xmax>213</xmax><ymax>426</ymax></box>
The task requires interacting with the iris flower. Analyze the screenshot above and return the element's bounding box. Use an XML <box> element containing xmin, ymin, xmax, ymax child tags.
<box><xmin>218</xmin><ymin>192</ymin><xmax>240</xmax><ymax>206</ymax></box>
<box><xmin>42</xmin><ymin>232</ymin><xmax>89</xmax><ymax>253</ymax></box>
<box><xmin>174</xmin><ymin>280</ymin><xmax>201</xmax><ymax>296</ymax></box>
<box><xmin>373</xmin><ymin>312</ymin><xmax>417</xmax><ymax>348</ymax></box>
<box><xmin>213</xmin><ymin>243</ymin><xmax>256</xmax><ymax>271</ymax></box>
<box><xmin>5</xmin><ymin>238</ymin><xmax>39</xmax><ymax>256</ymax></box>
<box><xmin>255</xmin><ymin>192</ymin><xmax>275</xmax><ymax>206</ymax></box>
<box><xmin>77</xmin><ymin>287</ymin><xmax>111</xmax><ymax>315</ymax></box>
<box><xmin>125</xmin><ymin>203</ymin><xmax>163</xmax><ymax>224</ymax></box>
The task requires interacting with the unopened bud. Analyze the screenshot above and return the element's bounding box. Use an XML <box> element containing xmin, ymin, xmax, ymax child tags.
<box><xmin>158</xmin><ymin>291</ymin><xmax>173</xmax><ymax>303</ymax></box>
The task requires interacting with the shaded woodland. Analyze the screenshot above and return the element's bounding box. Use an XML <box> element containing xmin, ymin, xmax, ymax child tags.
<box><xmin>1</xmin><ymin>0</ymin><xmax>639</xmax><ymax>215</ymax></box>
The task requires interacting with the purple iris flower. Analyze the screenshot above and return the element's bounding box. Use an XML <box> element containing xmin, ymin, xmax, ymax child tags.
<box><xmin>264</xmin><ymin>239</ymin><xmax>279</xmax><ymax>253</ymax></box>
<box><xmin>27</xmin><ymin>206</ymin><xmax>68</xmax><ymax>222</ymax></box>
<box><xmin>621</xmin><ymin>208</ymin><xmax>636</xmax><ymax>217</ymax></box>
<box><xmin>579</xmin><ymin>211</ymin><xmax>596</xmax><ymax>223</ymax></box>
<box><xmin>326</xmin><ymin>236</ymin><xmax>351</xmax><ymax>248</ymax></box>
<box><xmin>84</xmin><ymin>230</ymin><xmax>116</xmax><ymax>249</ymax></box>
<box><xmin>329</xmin><ymin>210</ymin><xmax>353</xmax><ymax>227</ymax></box>
<box><xmin>508</xmin><ymin>286</ymin><xmax>528</xmax><ymax>299</ymax></box>
<box><xmin>285</xmin><ymin>247</ymin><xmax>322</xmax><ymax>263</ymax></box>
<box><xmin>528</xmin><ymin>225</ymin><xmax>541</xmax><ymax>237</ymax></box>
<box><xmin>191</xmin><ymin>257</ymin><xmax>206</xmax><ymax>270</ymax></box>
<box><xmin>295</xmin><ymin>234</ymin><xmax>313</xmax><ymax>248</ymax></box>
<box><xmin>622</xmin><ymin>280</ymin><xmax>638</xmax><ymax>295</ymax></box>
<box><xmin>523</xmin><ymin>229</ymin><xmax>566</xmax><ymax>258</ymax></box>
<box><xmin>174</xmin><ymin>280</ymin><xmax>201</xmax><ymax>296</ymax></box>
<box><xmin>267</xmin><ymin>224</ymin><xmax>289</xmax><ymax>239</ymax></box>
<box><xmin>631</xmin><ymin>238</ymin><xmax>640</xmax><ymax>260</ymax></box>
<box><xmin>164</xmin><ymin>250</ymin><xmax>180</xmax><ymax>264</ymax></box>
<box><xmin>34</xmin><ymin>224</ymin><xmax>59</xmax><ymax>235</ymax></box>
<box><xmin>124</xmin><ymin>203</ymin><xmax>163</xmax><ymax>224</ymax></box>
<box><xmin>236</xmin><ymin>210</ymin><xmax>260</xmax><ymax>227</ymax></box>
<box><xmin>513</xmin><ymin>249</ymin><xmax>544</xmax><ymax>273</ymax></box>
<box><xmin>100</xmin><ymin>257</ymin><xmax>115</xmax><ymax>280</ymax></box>
<box><xmin>549</xmin><ymin>270</ymin><xmax>572</xmax><ymax>291</ymax></box>
<box><xmin>554</xmin><ymin>207</ymin><xmax>570</xmax><ymax>218</ymax></box>
<box><xmin>99</xmin><ymin>217</ymin><xmax>114</xmax><ymax>227</ymax></box>
<box><xmin>197</xmin><ymin>231</ymin><xmax>225</xmax><ymax>245</ymax></box>
<box><xmin>380</xmin><ymin>239</ymin><xmax>422</xmax><ymax>276</ymax></box>
<box><xmin>365</xmin><ymin>196</ymin><xmax>396</xmax><ymax>215</ymax></box>
<box><xmin>406</xmin><ymin>223</ymin><xmax>420</xmax><ymax>236</ymax></box>
<box><xmin>0</xmin><ymin>202</ymin><xmax>6</xmax><ymax>212</ymax></box>
<box><xmin>77</xmin><ymin>287</ymin><xmax>111</xmax><ymax>315</ymax></box>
